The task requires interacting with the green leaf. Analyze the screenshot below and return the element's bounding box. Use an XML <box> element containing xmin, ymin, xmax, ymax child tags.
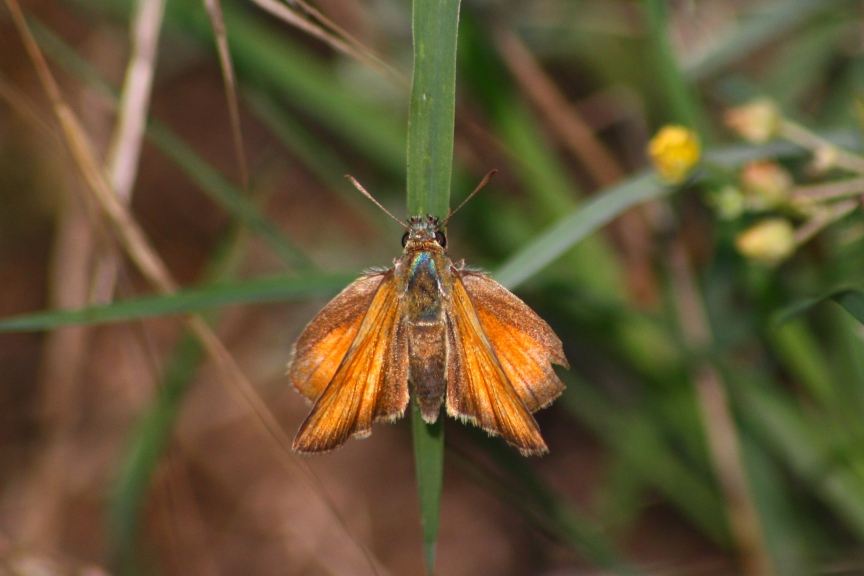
<box><xmin>773</xmin><ymin>288</ymin><xmax>864</xmax><ymax>327</ymax></box>
<box><xmin>406</xmin><ymin>0</ymin><xmax>461</xmax><ymax>220</ymax></box>
<box><xmin>411</xmin><ymin>403</ymin><xmax>445</xmax><ymax>574</ymax></box>
<box><xmin>835</xmin><ymin>290</ymin><xmax>864</xmax><ymax>325</ymax></box>
<box><xmin>734</xmin><ymin>377</ymin><xmax>864</xmax><ymax>540</ymax></box>
<box><xmin>494</xmin><ymin>173</ymin><xmax>665</xmax><ymax>289</ymax></box>
<box><xmin>0</xmin><ymin>273</ymin><xmax>354</xmax><ymax>332</ymax></box>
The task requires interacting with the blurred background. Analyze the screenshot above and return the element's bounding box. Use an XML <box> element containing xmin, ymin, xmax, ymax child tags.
<box><xmin>2</xmin><ymin>0</ymin><xmax>864</xmax><ymax>574</ymax></box>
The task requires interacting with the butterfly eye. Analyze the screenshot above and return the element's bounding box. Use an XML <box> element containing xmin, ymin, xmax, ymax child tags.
<box><xmin>435</xmin><ymin>231</ymin><xmax>447</xmax><ymax>248</ymax></box>
<box><xmin>401</xmin><ymin>231</ymin><xmax>410</xmax><ymax>247</ymax></box>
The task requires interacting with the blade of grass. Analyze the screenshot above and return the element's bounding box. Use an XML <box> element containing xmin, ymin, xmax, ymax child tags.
<box><xmin>494</xmin><ymin>172</ymin><xmax>662</xmax><ymax>289</ymax></box>
<box><xmin>734</xmin><ymin>375</ymin><xmax>864</xmax><ymax>540</ymax></box>
<box><xmin>406</xmin><ymin>0</ymin><xmax>461</xmax><ymax>572</ymax></box>
<box><xmin>111</xmin><ymin>222</ymin><xmax>247</xmax><ymax>573</ymax></box>
<box><xmin>773</xmin><ymin>288</ymin><xmax>864</xmax><ymax>327</ymax></box>
<box><xmin>0</xmin><ymin>272</ymin><xmax>354</xmax><ymax>332</ymax></box>
<box><xmin>14</xmin><ymin>16</ymin><xmax>380</xmax><ymax>570</ymax></box>
<box><xmin>640</xmin><ymin>5</ymin><xmax>771</xmax><ymax>570</ymax></box>
<box><xmin>738</xmin><ymin>433</ymin><xmax>815</xmax><ymax>576</ymax></box>
<box><xmin>406</xmin><ymin>0</ymin><xmax>460</xmax><ymax>219</ymax></box>
<box><xmin>833</xmin><ymin>290</ymin><xmax>864</xmax><ymax>325</ymax></box>
<box><xmin>458</xmin><ymin>17</ymin><xmax>624</xmax><ymax>298</ymax></box>
<box><xmin>411</xmin><ymin>402</ymin><xmax>444</xmax><ymax>573</ymax></box>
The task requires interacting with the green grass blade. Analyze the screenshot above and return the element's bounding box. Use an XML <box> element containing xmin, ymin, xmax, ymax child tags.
<box><xmin>834</xmin><ymin>290</ymin><xmax>864</xmax><ymax>325</ymax></box>
<box><xmin>411</xmin><ymin>402</ymin><xmax>445</xmax><ymax>574</ymax></box>
<box><xmin>769</xmin><ymin>321</ymin><xmax>836</xmax><ymax>406</ymax></box>
<box><xmin>110</xmin><ymin>225</ymin><xmax>252</xmax><ymax>572</ymax></box>
<box><xmin>491</xmin><ymin>136</ymin><xmax>841</xmax><ymax>291</ymax></box>
<box><xmin>407</xmin><ymin>0</ymin><xmax>461</xmax><ymax>572</ymax></box>
<box><xmin>0</xmin><ymin>272</ymin><xmax>354</xmax><ymax>331</ymax></box>
<box><xmin>406</xmin><ymin>0</ymin><xmax>460</xmax><ymax>219</ymax></box>
<box><xmin>735</xmin><ymin>377</ymin><xmax>864</xmax><ymax>540</ymax></box>
<box><xmin>494</xmin><ymin>173</ymin><xmax>664</xmax><ymax>289</ymax></box>
<box><xmin>773</xmin><ymin>287</ymin><xmax>864</xmax><ymax>327</ymax></box>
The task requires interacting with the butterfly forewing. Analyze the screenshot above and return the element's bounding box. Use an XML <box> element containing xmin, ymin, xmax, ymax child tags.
<box><xmin>445</xmin><ymin>271</ymin><xmax>548</xmax><ymax>456</ymax></box>
<box><xmin>291</xmin><ymin>270</ymin><xmax>409</xmax><ymax>453</ymax></box>
<box><xmin>289</xmin><ymin>272</ymin><xmax>387</xmax><ymax>401</ymax></box>
<box><xmin>458</xmin><ymin>269</ymin><xmax>568</xmax><ymax>412</ymax></box>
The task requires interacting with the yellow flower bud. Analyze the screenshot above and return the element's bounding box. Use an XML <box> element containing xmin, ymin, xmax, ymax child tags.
<box><xmin>725</xmin><ymin>99</ymin><xmax>780</xmax><ymax>143</ymax></box>
<box><xmin>811</xmin><ymin>146</ymin><xmax>839</xmax><ymax>173</ymax></box>
<box><xmin>740</xmin><ymin>161</ymin><xmax>792</xmax><ymax>209</ymax></box>
<box><xmin>710</xmin><ymin>186</ymin><xmax>745</xmax><ymax>220</ymax></box>
<box><xmin>735</xmin><ymin>219</ymin><xmax>796</xmax><ymax>264</ymax></box>
<box><xmin>648</xmin><ymin>125</ymin><xmax>701</xmax><ymax>184</ymax></box>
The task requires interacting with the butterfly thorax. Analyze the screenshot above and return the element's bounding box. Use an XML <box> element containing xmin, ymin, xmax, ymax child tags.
<box><xmin>398</xmin><ymin>215</ymin><xmax>450</xmax><ymax>318</ymax></box>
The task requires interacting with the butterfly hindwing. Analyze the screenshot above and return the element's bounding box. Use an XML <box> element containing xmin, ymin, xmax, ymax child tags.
<box><xmin>445</xmin><ymin>271</ymin><xmax>549</xmax><ymax>456</ymax></box>
<box><xmin>291</xmin><ymin>270</ymin><xmax>409</xmax><ymax>453</ymax></box>
<box><xmin>458</xmin><ymin>269</ymin><xmax>568</xmax><ymax>412</ymax></box>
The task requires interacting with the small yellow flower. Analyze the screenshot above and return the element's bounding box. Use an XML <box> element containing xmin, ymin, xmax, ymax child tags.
<box><xmin>648</xmin><ymin>125</ymin><xmax>701</xmax><ymax>184</ymax></box>
<box><xmin>735</xmin><ymin>218</ymin><xmax>796</xmax><ymax>264</ymax></box>
<box><xmin>725</xmin><ymin>99</ymin><xmax>780</xmax><ymax>143</ymax></box>
<box><xmin>740</xmin><ymin>161</ymin><xmax>793</xmax><ymax>209</ymax></box>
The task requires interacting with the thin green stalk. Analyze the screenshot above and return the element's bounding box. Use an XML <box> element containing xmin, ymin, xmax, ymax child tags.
<box><xmin>407</xmin><ymin>0</ymin><xmax>461</xmax><ymax>573</ymax></box>
<box><xmin>406</xmin><ymin>0</ymin><xmax>460</xmax><ymax>219</ymax></box>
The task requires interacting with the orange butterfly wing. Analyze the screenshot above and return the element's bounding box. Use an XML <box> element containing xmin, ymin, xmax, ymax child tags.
<box><xmin>290</xmin><ymin>270</ymin><xmax>409</xmax><ymax>453</ymax></box>
<box><xmin>458</xmin><ymin>269</ymin><xmax>568</xmax><ymax>412</ymax></box>
<box><xmin>445</xmin><ymin>269</ymin><xmax>564</xmax><ymax>456</ymax></box>
<box><xmin>288</xmin><ymin>271</ymin><xmax>387</xmax><ymax>402</ymax></box>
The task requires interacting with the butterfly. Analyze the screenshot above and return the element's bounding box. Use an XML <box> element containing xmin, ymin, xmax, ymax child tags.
<box><xmin>287</xmin><ymin>172</ymin><xmax>568</xmax><ymax>456</ymax></box>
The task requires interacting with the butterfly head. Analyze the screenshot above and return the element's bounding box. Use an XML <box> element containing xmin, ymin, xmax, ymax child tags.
<box><xmin>402</xmin><ymin>215</ymin><xmax>447</xmax><ymax>252</ymax></box>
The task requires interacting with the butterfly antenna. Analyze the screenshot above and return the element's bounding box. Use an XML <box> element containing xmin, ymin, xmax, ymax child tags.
<box><xmin>346</xmin><ymin>175</ymin><xmax>408</xmax><ymax>228</ymax></box>
<box><xmin>442</xmin><ymin>169</ymin><xmax>498</xmax><ymax>226</ymax></box>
